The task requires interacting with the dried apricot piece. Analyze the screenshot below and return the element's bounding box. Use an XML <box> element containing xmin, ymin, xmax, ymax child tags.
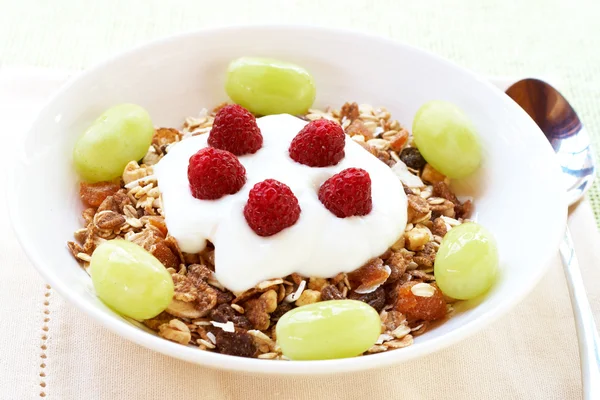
<box><xmin>79</xmin><ymin>181</ymin><xmax>120</xmax><ymax>207</ymax></box>
<box><xmin>347</xmin><ymin>258</ymin><xmax>390</xmax><ymax>293</ymax></box>
<box><xmin>389</xmin><ymin>129</ymin><xmax>409</xmax><ymax>152</ymax></box>
<box><xmin>394</xmin><ymin>281</ymin><xmax>446</xmax><ymax>321</ymax></box>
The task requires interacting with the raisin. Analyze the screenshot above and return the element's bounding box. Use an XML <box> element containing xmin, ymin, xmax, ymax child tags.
<box><xmin>215</xmin><ymin>330</ymin><xmax>257</xmax><ymax>358</ymax></box>
<box><xmin>321</xmin><ymin>284</ymin><xmax>344</xmax><ymax>301</ymax></box>
<box><xmin>209</xmin><ymin>304</ymin><xmax>252</xmax><ymax>330</ymax></box>
<box><xmin>79</xmin><ymin>181</ymin><xmax>120</xmax><ymax>207</ymax></box>
<box><xmin>394</xmin><ymin>281</ymin><xmax>446</xmax><ymax>321</ymax></box>
<box><xmin>347</xmin><ymin>258</ymin><xmax>390</xmax><ymax>292</ymax></box>
<box><xmin>457</xmin><ymin>199</ymin><xmax>473</xmax><ymax>219</ymax></box>
<box><xmin>399</xmin><ymin>147</ymin><xmax>427</xmax><ymax>170</ymax></box>
<box><xmin>348</xmin><ymin>286</ymin><xmax>386</xmax><ymax>312</ymax></box>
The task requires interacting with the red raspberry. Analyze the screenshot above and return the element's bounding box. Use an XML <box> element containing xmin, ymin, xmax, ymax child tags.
<box><xmin>208</xmin><ymin>104</ymin><xmax>263</xmax><ymax>155</ymax></box>
<box><xmin>187</xmin><ymin>147</ymin><xmax>246</xmax><ymax>200</ymax></box>
<box><xmin>318</xmin><ymin>168</ymin><xmax>372</xmax><ymax>218</ymax></box>
<box><xmin>289</xmin><ymin>119</ymin><xmax>345</xmax><ymax>167</ymax></box>
<box><xmin>244</xmin><ymin>179</ymin><xmax>301</xmax><ymax>237</ymax></box>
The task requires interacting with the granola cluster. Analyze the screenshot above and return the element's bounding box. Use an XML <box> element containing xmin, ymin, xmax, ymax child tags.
<box><xmin>67</xmin><ymin>102</ymin><xmax>472</xmax><ymax>359</ymax></box>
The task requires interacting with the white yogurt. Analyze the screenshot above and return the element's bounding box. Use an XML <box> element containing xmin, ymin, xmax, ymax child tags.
<box><xmin>154</xmin><ymin>114</ymin><xmax>407</xmax><ymax>292</ymax></box>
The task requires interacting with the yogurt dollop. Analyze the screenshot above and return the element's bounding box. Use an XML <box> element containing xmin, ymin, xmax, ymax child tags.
<box><xmin>154</xmin><ymin>114</ymin><xmax>407</xmax><ymax>292</ymax></box>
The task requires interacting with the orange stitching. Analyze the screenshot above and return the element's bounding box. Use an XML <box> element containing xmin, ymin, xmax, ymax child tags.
<box><xmin>39</xmin><ymin>284</ymin><xmax>51</xmax><ymax>398</ymax></box>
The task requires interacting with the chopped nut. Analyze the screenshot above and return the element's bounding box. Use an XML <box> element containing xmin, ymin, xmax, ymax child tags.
<box><xmin>340</xmin><ymin>102</ymin><xmax>360</xmax><ymax>121</ymax></box>
<box><xmin>404</xmin><ymin>227</ymin><xmax>432</xmax><ymax>251</ymax></box>
<box><xmin>244</xmin><ymin>298</ymin><xmax>270</xmax><ymax>331</ymax></box>
<box><xmin>386</xmin><ymin>249</ymin><xmax>412</xmax><ymax>283</ymax></box>
<box><xmin>421</xmin><ymin>164</ymin><xmax>445</xmax><ymax>184</ymax></box>
<box><xmin>260</xmin><ymin>290</ymin><xmax>278</xmax><ymax>313</ymax></box>
<box><xmin>295</xmin><ymin>289</ymin><xmax>322</xmax><ymax>306</ymax></box>
<box><xmin>307</xmin><ymin>277</ymin><xmax>328</xmax><ymax>291</ymax></box>
<box><xmin>431</xmin><ymin>217</ymin><xmax>448</xmax><ymax>237</ymax></box>
<box><xmin>93</xmin><ymin>210</ymin><xmax>126</xmax><ymax>231</ymax></box>
<box><xmin>158</xmin><ymin>319</ymin><xmax>191</xmax><ymax>345</ymax></box>
<box><xmin>153</xmin><ymin>127</ymin><xmax>181</xmax><ymax>149</ymax></box>
<box><xmin>346</xmin><ymin>119</ymin><xmax>373</xmax><ymax>139</ymax></box>
<box><xmin>430</xmin><ymin>199</ymin><xmax>456</xmax><ymax>218</ymax></box>
<box><xmin>407</xmin><ymin>194</ymin><xmax>430</xmax><ymax>223</ymax></box>
<box><xmin>413</xmin><ymin>242</ymin><xmax>437</xmax><ymax>268</ymax></box>
<box><xmin>171</xmin><ymin>273</ymin><xmax>198</xmax><ymax>302</ymax></box>
<box><xmin>122</xmin><ymin>161</ymin><xmax>148</xmax><ymax>185</ymax></box>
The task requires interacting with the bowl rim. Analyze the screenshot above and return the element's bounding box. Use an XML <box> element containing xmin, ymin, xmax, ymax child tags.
<box><xmin>8</xmin><ymin>24</ymin><xmax>568</xmax><ymax>375</ymax></box>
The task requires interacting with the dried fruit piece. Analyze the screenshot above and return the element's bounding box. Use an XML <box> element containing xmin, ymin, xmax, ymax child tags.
<box><xmin>348</xmin><ymin>286</ymin><xmax>386</xmax><ymax>312</ymax></box>
<box><xmin>79</xmin><ymin>181</ymin><xmax>120</xmax><ymax>207</ymax></box>
<box><xmin>389</xmin><ymin>129</ymin><xmax>409</xmax><ymax>152</ymax></box>
<box><xmin>347</xmin><ymin>258</ymin><xmax>390</xmax><ymax>293</ymax></box>
<box><xmin>187</xmin><ymin>147</ymin><xmax>246</xmax><ymax>200</ymax></box>
<box><xmin>399</xmin><ymin>147</ymin><xmax>427</xmax><ymax>170</ymax></box>
<box><xmin>209</xmin><ymin>304</ymin><xmax>252</xmax><ymax>330</ymax></box>
<box><xmin>244</xmin><ymin>179</ymin><xmax>301</xmax><ymax>237</ymax></box>
<box><xmin>289</xmin><ymin>119</ymin><xmax>345</xmax><ymax>167</ymax></box>
<box><xmin>215</xmin><ymin>330</ymin><xmax>257</xmax><ymax>358</ymax></box>
<box><xmin>318</xmin><ymin>168</ymin><xmax>372</xmax><ymax>218</ymax></box>
<box><xmin>321</xmin><ymin>285</ymin><xmax>344</xmax><ymax>301</ymax></box>
<box><xmin>208</xmin><ymin>104</ymin><xmax>263</xmax><ymax>155</ymax></box>
<box><xmin>394</xmin><ymin>281</ymin><xmax>446</xmax><ymax>321</ymax></box>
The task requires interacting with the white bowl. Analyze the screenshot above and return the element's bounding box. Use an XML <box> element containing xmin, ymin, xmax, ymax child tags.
<box><xmin>9</xmin><ymin>26</ymin><xmax>567</xmax><ymax>375</ymax></box>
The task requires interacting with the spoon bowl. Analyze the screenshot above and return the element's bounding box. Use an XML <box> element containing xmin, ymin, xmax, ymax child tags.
<box><xmin>506</xmin><ymin>78</ymin><xmax>596</xmax><ymax>205</ymax></box>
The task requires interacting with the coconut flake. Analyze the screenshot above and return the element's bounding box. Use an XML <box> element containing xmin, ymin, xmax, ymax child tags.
<box><xmin>391</xmin><ymin>161</ymin><xmax>424</xmax><ymax>188</ymax></box>
<box><xmin>210</xmin><ymin>320</ymin><xmax>235</xmax><ymax>333</ymax></box>
<box><xmin>284</xmin><ymin>280</ymin><xmax>306</xmax><ymax>302</ymax></box>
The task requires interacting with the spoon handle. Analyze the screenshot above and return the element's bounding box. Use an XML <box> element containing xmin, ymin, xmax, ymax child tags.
<box><xmin>560</xmin><ymin>227</ymin><xmax>600</xmax><ymax>399</ymax></box>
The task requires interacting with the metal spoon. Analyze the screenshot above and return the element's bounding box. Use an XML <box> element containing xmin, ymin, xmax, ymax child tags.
<box><xmin>506</xmin><ymin>78</ymin><xmax>598</xmax><ymax>399</ymax></box>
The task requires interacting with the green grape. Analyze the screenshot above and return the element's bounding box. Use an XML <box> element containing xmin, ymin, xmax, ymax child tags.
<box><xmin>225</xmin><ymin>57</ymin><xmax>316</xmax><ymax>116</ymax></box>
<box><xmin>276</xmin><ymin>300</ymin><xmax>380</xmax><ymax>360</ymax></box>
<box><xmin>412</xmin><ymin>100</ymin><xmax>481</xmax><ymax>179</ymax></box>
<box><xmin>90</xmin><ymin>239</ymin><xmax>174</xmax><ymax>320</ymax></box>
<box><xmin>73</xmin><ymin>104</ymin><xmax>154</xmax><ymax>182</ymax></box>
<box><xmin>434</xmin><ymin>222</ymin><xmax>498</xmax><ymax>300</ymax></box>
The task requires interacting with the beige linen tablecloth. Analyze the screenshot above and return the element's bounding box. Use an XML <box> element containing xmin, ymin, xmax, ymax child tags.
<box><xmin>1</xmin><ymin>69</ymin><xmax>599</xmax><ymax>399</ymax></box>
